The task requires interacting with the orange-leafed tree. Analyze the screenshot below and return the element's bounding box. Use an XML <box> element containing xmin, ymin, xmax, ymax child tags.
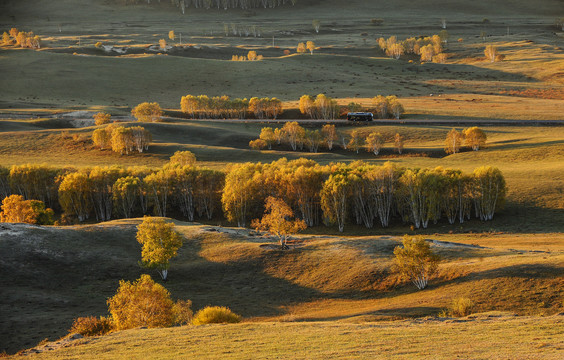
<box><xmin>251</xmin><ymin>197</ymin><xmax>307</xmax><ymax>249</ymax></box>
<box><xmin>0</xmin><ymin>194</ymin><xmax>54</xmax><ymax>225</ymax></box>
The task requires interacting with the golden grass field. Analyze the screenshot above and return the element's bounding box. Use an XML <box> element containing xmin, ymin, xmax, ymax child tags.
<box><xmin>0</xmin><ymin>0</ymin><xmax>563</xmax><ymax>357</ymax></box>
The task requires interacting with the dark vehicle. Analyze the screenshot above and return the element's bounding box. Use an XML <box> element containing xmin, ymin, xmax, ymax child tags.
<box><xmin>347</xmin><ymin>112</ymin><xmax>373</xmax><ymax>121</ymax></box>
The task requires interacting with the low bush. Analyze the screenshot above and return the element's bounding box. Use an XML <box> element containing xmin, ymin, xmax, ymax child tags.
<box><xmin>192</xmin><ymin>306</ymin><xmax>242</xmax><ymax>325</ymax></box>
<box><xmin>441</xmin><ymin>297</ymin><xmax>474</xmax><ymax>317</ymax></box>
<box><xmin>69</xmin><ymin>316</ymin><xmax>114</xmax><ymax>336</ymax></box>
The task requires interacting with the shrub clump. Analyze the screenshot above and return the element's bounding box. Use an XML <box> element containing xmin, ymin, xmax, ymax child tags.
<box><xmin>440</xmin><ymin>297</ymin><xmax>474</xmax><ymax>317</ymax></box>
<box><xmin>192</xmin><ymin>306</ymin><xmax>242</xmax><ymax>325</ymax></box>
<box><xmin>69</xmin><ymin>316</ymin><xmax>114</xmax><ymax>336</ymax></box>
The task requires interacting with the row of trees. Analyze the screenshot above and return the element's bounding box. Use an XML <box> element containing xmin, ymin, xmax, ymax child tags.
<box><xmin>0</xmin><ymin>152</ymin><xmax>223</xmax><ymax>224</ymax></box>
<box><xmin>92</xmin><ymin>124</ymin><xmax>152</xmax><ymax>155</ymax></box>
<box><xmin>181</xmin><ymin>95</ymin><xmax>282</xmax><ymax>119</ymax></box>
<box><xmin>378</xmin><ymin>34</ymin><xmax>447</xmax><ymax>63</ymax></box>
<box><xmin>2</xmin><ymin>28</ymin><xmax>41</xmax><ymax>49</ymax></box>
<box><xmin>249</xmin><ymin>123</ymin><xmax>405</xmax><ymax>155</ymax></box>
<box><xmin>179</xmin><ymin>94</ymin><xmax>403</xmax><ymax>120</ymax></box>
<box><xmin>221</xmin><ymin>158</ymin><xmax>506</xmax><ymax>231</ymax></box>
<box><xmin>231</xmin><ymin>50</ymin><xmax>263</xmax><ymax>61</ymax></box>
<box><xmin>57</xmin><ymin>160</ymin><xmax>224</xmax><ymax>223</ymax></box>
<box><xmin>1</xmin><ymin>157</ymin><xmax>504</xmax><ymax>231</ymax></box>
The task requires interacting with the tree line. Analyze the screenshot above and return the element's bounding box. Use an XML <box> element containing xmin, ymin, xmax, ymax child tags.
<box><xmin>179</xmin><ymin>94</ymin><xmax>404</xmax><ymax>120</ymax></box>
<box><xmin>181</xmin><ymin>95</ymin><xmax>282</xmax><ymax>119</ymax></box>
<box><xmin>0</xmin><ymin>153</ymin><xmax>224</xmax><ymax>224</ymax></box>
<box><xmin>221</xmin><ymin>159</ymin><xmax>506</xmax><ymax>232</ymax></box>
<box><xmin>249</xmin><ymin>123</ymin><xmax>405</xmax><ymax>154</ymax></box>
<box><xmin>0</xmin><ymin>157</ymin><xmax>505</xmax><ymax>231</ymax></box>
<box><xmin>2</xmin><ymin>28</ymin><xmax>41</xmax><ymax>49</ymax></box>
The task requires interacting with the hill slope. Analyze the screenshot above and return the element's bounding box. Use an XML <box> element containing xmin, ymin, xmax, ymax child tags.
<box><xmin>1</xmin><ymin>220</ymin><xmax>563</xmax><ymax>354</ymax></box>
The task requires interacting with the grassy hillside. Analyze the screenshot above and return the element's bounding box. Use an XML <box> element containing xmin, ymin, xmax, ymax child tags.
<box><xmin>18</xmin><ymin>315</ymin><xmax>564</xmax><ymax>359</ymax></box>
<box><xmin>1</xmin><ymin>0</ymin><xmax>563</xmax><ymax>110</ymax></box>
<box><xmin>0</xmin><ymin>0</ymin><xmax>563</xmax><ymax>357</ymax></box>
<box><xmin>1</xmin><ymin>220</ymin><xmax>563</xmax><ymax>354</ymax></box>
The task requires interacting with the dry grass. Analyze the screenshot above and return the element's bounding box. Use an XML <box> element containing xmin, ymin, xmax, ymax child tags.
<box><xmin>19</xmin><ymin>315</ymin><xmax>564</xmax><ymax>359</ymax></box>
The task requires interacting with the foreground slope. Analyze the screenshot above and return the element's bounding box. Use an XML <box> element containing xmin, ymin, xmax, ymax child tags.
<box><xmin>19</xmin><ymin>315</ymin><xmax>564</xmax><ymax>359</ymax></box>
<box><xmin>1</xmin><ymin>221</ymin><xmax>563</xmax><ymax>354</ymax></box>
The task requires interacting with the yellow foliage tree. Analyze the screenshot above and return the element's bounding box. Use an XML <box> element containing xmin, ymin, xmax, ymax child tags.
<box><xmin>444</xmin><ymin>128</ymin><xmax>463</xmax><ymax>154</ymax></box>
<box><xmin>297</xmin><ymin>42</ymin><xmax>306</xmax><ymax>53</ymax></box>
<box><xmin>393</xmin><ymin>235</ymin><xmax>440</xmax><ymax>290</ymax></box>
<box><xmin>463</xmin><ymin>127</ymin><xmax>487</xmax><ymax>151</ymax></box>
<box><xmin>259</xmin><ymin>127</ymin><xmax>276</xmax><ymax>149</ymax></box>
<box><xmin>92</xmin><ymin>128</ymin><xmax>111</xmax><ymax>150</ymax></box>
<box><xmin>94</xmin><ymin>112</ymin><xmax>111</xmax><ymax>126</ymax></box>
<box><xmin>394</xmin><ymin>133</ymin><xmax>404</xmax><ymax>154</ymax></box>
<box><xmin>131</xmin><ymin>102</ymin><xmax>163</xmax><ymax>122</ymax></box>
<box><xmin>168</xmin><ymin>150</ymin><xmax>197</xmax><ymax>167</ymax></box>
<box><xmin>366</xmin><ymin>132</ymin><xmax>384</xmax><ymax>155</ymax></box>
<box><xmin>136</xmin><ymin>217</ymin><xmax>183</xmax><ymax>281</ymax></box>
<box><xmin>0</xmin><ymin>194</ymin><xmax>54</xmax><ymax>225</ymax></box>
<box><xmin>306</xmin><ymin>41</ymin><xmax>315</xmax><ymax>54</ymax></box>
<box><xmin>251</xmin><ymin>197</ymin><xmax>306</xmax><ymax>249</ymax></box>
<box><xmin>107</xmin><ymin>274</ymin><xmax>175</xmax><ymax>330</ymax></box>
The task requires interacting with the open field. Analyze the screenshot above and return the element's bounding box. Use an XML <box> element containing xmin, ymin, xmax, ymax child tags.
<box><xmin>1</xmin><ymin>221</ymin><xmax>563</xmax><ymax>354</ymax></box>
<box><xmin>0</xmin><ymin>0</ymin><xmax>563</xmax><ymax>357</ymax></box>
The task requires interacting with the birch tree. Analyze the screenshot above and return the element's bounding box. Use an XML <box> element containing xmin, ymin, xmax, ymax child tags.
<box><xmin>136</xmin><ymin>217</ymin><xmax>183</xmax><ymax>281</ymax></box>
<box><xmin>366</xmin><ymin>132</ymin><xmax>384</xmax><ymax>155</ymax></box>
<box><xmin>58</xmin><ymin>171</ymin><xmax>92</xmax><ymax>222</ymax></box>
<box><xmin>393</xmin><ymin>235</ymin><xmax>440</xmax><ymax>290</ymax></box>
<box><xmin>463</xmin><ymin>127</ymin><xmax>487</xmax><ymax>151</ymax></box>
<box><xmin>113</xmin><ymin>176</ymin><xmax>140</xmax><ymax>218</ymax></box>
<box><xmin>445</xmin><ymin>128</ymin><xmax>463</xmax><ymax>154</ymax></box>
<box><xmin>321</xmin><ymin>124</ymin><xmax>337</xmax><ymax>150</ymax></box>
<box><xmin>320</xmin><ymin>172</ymin><xmax>350</xmax><ymax>232</ymax></box>
<box><xmin>472</xmin><ymin>166</ymin><xmax>506</xmax><ymax>221</ymax></box>
<box><xmin>394</xmin><ymin>133</ymin><xmax>404</xmax><ymax>154</ymax></box>
<box><xmin>251</xmin><ymin>197</ymin><xmax>306</xmax><ymax>249</ymax></box>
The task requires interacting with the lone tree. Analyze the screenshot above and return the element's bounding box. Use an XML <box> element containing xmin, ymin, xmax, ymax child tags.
<box><xmin>394</xmin><ymin>133</ymin><xmax>404</xmax><ymax>154</ymax></box>
<box><xmin>107</xmin><ymin>274</ymin><xmax>192</xmax><ymax>330</ymax></box>
<box><xmin>132</xmin><ymin>102</ymin><xmax>163</xmax><ymax>122</ymax></box>
<box><xmin>463</xmin><ymin>127</ymin><xmax>487</xmax><ymax>151</ymax></box>
<box><xmin>393</xmin><ymin>235</ymin><xmax>440</xmax><ymax>290</ymax></box>
<box><xmin>136</xmin><ymin>217</ymin><xmax>183</xmax><ymax>281</ymax></box>
<box><xmin>484</xmin><ymin>45</ymin><xmax>498</xmax><ymax>62</ymax></box>
<box><xmin>93</xmin><ymin>112</ymin><xmax>111</xmax><ymax>126</ymax></box>
<box><xmin>251</xmin><ymin>197</ymin><xmax>306</xmax><ymax>249</ymax></box>
<box><xmin>312</xmin><ymin>19</ymin><xmax>321</xmax><ymax>33</ymax></box>
<box><xmin>168</xmin><ymin>150</ymin><xmax>197</xmax><ymax>167</ymax></box>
